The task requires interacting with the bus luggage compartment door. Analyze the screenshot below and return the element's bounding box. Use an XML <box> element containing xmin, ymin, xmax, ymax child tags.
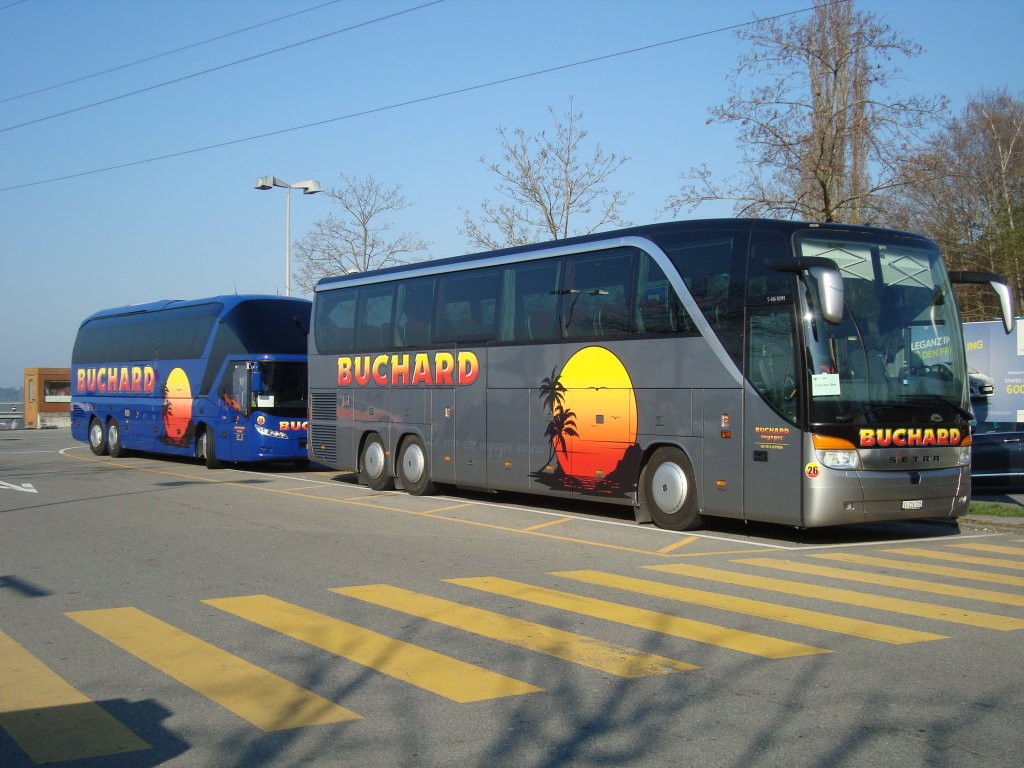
<box><xmin>701</xmin><ymin>389</ymin><xmax>743</xmax><ymax>519</ymax></box>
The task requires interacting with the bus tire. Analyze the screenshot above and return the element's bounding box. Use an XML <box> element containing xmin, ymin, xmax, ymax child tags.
<box><xmin>639</xmin><ymin>446</ymin><xmax>701</xmax><ymax>531</ymax></box>
<box><xmin>197</xmin><ymin>428</ymin><xmax>221</xmax><ymax>469</ymax></box>
<box><xmin>359</xmin><ymin>433</ymin><xmax>394</xmax><ymax>491</ymax></box>
<box><xmin>107</xmin><ymin>418</ymin><xmax>127</xmax><ymax>458</ymax></box>
<box><xmin>398</xmin><ymin>435</ymin><xmax>436</xmax><ymax>496</ymax></box>
<box><xmin>89</xmin><ymin>418</ymin><xmax>109</xmax><ymax>456</ymax></box>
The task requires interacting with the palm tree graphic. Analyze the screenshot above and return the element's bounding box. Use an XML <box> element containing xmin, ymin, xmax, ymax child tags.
<box><xmin>538</xmin><ymin>367</ymin><xmax>578</xmax><ymax>471</ymax></box>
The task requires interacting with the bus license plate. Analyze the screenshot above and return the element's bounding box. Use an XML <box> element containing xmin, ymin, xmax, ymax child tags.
<box><xmin>902</xmin><ymin>500</ymin><xmax>924</xmax><ymax>510</ymax></box>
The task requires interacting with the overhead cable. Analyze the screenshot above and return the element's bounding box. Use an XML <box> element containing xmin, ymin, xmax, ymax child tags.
<box><xmin>0</xmin><ymin>4</ymin><xmax>822</xmax><ymax>193</ymax></box>
<box><xmin>0</xmin><ymin>0</ymin><xmax>445</xmax><ymax>133</ymax></box>
<box><xmin>0</xmin><ymin>0</ymin><xmax>348</xmax><ymax>104</ymax></box>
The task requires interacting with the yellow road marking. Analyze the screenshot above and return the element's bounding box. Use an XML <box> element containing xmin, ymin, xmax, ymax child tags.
<box><xmin>884</xmin><ymin>547</ymin><xmax>1024</xmax><ymax>571</ymax></box>
<box><xmin>552</xmin><ymin>570</ymin><xmax>945</xmax><ymax>645</ymax></box>
<box><xmin>63</xmin><ymin>450</ymin><xmax>694</xmax><ymax>558</ymax></box>
<box><xmin>648</xmin><ymin>563</ymin><xmax>1024</xmax><ymax>631</ymax></box>
<box><xmin>205</xmin><ymin>595</ymin><xmax>540</xmax><ymax>703</ymax></box>
<box><xmin>447</xmin><ymin>577</ymin><xmax>829</xmax><ymax>659</ymax></box>
<box><xmin>657</xmin><ymin>536</ymin><xmax>699</xmax><ymax>554</ymax></box>
<box><xmin>66</xmin><ymin>607</ymin><xmax>359</xmax><ymax>731</ymax></box>
<box><xmin>0</xmin><ymin>629</ymin><xmax>149</xmax><ymax>763</ymax></box>
<box><xmin>61</xmin><ymin>450</ymin><xmax>688</xmax><ymax>561</ymax></box>
<box><xmin>333</xmin><ymin>584</ymin><xmax>696</xmax><ymax>677</ymax></box>
<box><xmin>735</xmin><ymin>557</ymin><xmax>1024</xmax><ymax>608</ymax></box>
<box><xmin>813</xmin><ymin>553</ymin><xmax>1024</xmax><ymax>588</ymax></box>
<box><xmin>523</xmin><ymin>517</ymin><xmax>574</xmax><ymax>531</ymax></box>
<box><xmin>948</xmin><ymin>543</ymin><xmax>1024</xmax><ymax>557</ymax></box>
<box><xmin>420</xmin><ymin>503</ymin><xmax>473</xmax><ymax>515</ymax></box>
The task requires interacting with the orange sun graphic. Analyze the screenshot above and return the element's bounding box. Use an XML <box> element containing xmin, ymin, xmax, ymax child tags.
<box><xmin>554</xmin><ymin>346</ymin><xmax>637</xmax><ymax>481</ymax></box>
<box><xmin>162</xmin><ymin>367</ymin><xmax>193</xmax><ymax>441</ymax></box>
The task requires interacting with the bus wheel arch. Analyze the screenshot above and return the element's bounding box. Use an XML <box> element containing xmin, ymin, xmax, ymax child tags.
<box><xmin>358</xmin><ymin>432</ymin><xmax>394</xmax><ymax>491</ymax></box>
<box><xmin>88</xmin><ymin>417</ymin><xmax>109</xmax><ymax>456</ymax></box>
<box><xmin>397</xmin><ymin>433</ymin><xmax>436</xmax><ymax>496</ymax></box>
<box><xmin>107</xmin><ymin>418</ymin><xmax>127</xmax><ymax>458</ymax></box>
<box><xmin>196</xmin><ymin>426</ymin><xmax>221</xmax><ymax>469</ymax></box>
<box><xmin>638</xmin><ymin>445</ymin><xmax>702</xmax><ymax>531</ymax></box>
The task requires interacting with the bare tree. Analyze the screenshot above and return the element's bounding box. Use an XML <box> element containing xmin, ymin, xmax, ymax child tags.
<box><xmin>665</xmin><ymin>1</ymin><xmax>946</xmax><ymax>223</ymax></box>
<box><xmin>461</xmin><ymin>101</ymin><xmax>631</xmax><ymax>250</ymax></box>
<box><xmin>887</xmin><ymin>90</ymin><xmax>1024</xmax><ymax>320</ymax></box>
<box><xmin>292</xmin><ymin>175</ymin><xmax>428</xmax><ymax>293</ymax></box>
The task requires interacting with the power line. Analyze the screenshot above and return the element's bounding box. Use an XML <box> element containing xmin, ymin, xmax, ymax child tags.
<box><xmin>0</xmin><ymin>0</ymin><xmax>445</xmax><ymax>133</ymax></box>
<box><xmin>0</xmin><ymin>0</ymin><xmax>348</xmax><ymax>104</ymax></box>
<box><xmin>0</xmin><ymin>0</ymin><xmax>32</xmax><ymax>11</ymax></box>
<box><xmin>0</xmin><ymin>4</ymin><xmax>822</xmax><ymax>193</ymax></box>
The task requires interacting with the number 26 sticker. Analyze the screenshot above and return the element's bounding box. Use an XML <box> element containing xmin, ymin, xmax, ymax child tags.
<box><xmin>804</xmin><ymin>462</ymin><xmax>822</xmax><ymax>479</ymax></box>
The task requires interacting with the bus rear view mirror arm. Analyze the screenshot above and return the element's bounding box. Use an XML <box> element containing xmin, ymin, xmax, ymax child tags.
<box><xmin>766</xmin><ymin>256</ymin><xmax>844</xmax><ymax>325</ymax></box>
<box><xmin>948</xmin><ymin>270</ymin><xmax>1015</xmax><ymax>334</ymax></box>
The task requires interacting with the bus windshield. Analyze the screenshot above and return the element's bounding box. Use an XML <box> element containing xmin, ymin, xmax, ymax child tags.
<box><xmin>256</xmin><ymin>361</ymin><xmax>308</xmax><ymax>414</ymax></box>
<box><xmin>797</xmin><ymin>232</ymin><xmax>970</xmax><ymax>426</ymax></box>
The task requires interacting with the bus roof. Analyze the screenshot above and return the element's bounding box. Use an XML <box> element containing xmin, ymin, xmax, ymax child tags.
<box><xmin>314</xmin><ymin>218</ymin><xmax>932</xmax><ymax>291</ymax></box>
<box><xmin>78</xmin><ymin>294</ymin><xmax>310</xmax><ymax>327</ymax></box>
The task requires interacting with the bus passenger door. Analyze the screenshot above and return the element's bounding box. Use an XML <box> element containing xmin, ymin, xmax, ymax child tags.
<box><xmin>743</xmin><ymin>308</ymin><xmax>803</xmax><ymax>524</ymax></box>
<box><xmin>217</xmin><ymin>362</ymin><xmax>249</xmax><ymax>461</ymax></box>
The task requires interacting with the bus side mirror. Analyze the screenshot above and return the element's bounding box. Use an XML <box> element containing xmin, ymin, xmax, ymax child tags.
<box><xmin>949</xmin><ymin>270</ymin><xmax>1016</xmax><ymax>334</ymax></box>
<box><xmin>251</xmin><ymin>363</ymin><xmax>263</xmax><ymax>394</ymax></box>
<box><xmin>766</xmin><ymin>256</ymin><xmax>844</xmax><ymax>325</ymax></box>
<box><xmin>808</xmin><ymin>265</ymin><xmax>844</xmax><ymax>325</ymax></box>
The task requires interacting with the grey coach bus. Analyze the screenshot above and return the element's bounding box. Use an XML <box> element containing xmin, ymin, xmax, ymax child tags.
<box><xmin>307</xmin><ymin>220</ymin><xmax>1013</xmax><ymax>530</ymax></box>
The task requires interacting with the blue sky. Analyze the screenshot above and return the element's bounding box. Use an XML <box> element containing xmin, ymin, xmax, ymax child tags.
<box><xmin>1</xmin><ymin>0</ymin><xmax>1022</xmax><ymax>388</ymax></box>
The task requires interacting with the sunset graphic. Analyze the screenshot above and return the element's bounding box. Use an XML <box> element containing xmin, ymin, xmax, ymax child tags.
<box><xmin>540</xmin><ymin>346</ymin><xmax>638</xmax><ymax>489</ymax></box>
<box><xmin>162</xmin><ymin>367</ymin><xmax>193</xmax><ymax>445</ymax></box>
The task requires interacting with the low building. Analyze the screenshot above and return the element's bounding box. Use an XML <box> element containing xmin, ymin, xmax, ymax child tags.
<box><xmin>24</xmin><ymin>368</ymin><xmax>71</xmax><ymax>428</ymax></box>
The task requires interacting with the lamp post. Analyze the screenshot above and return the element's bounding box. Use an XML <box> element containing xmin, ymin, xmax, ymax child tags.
<box><xmin>254</xmin><ymin>176</ymin><xmax>322</xmax><ymax>296</ymax></box>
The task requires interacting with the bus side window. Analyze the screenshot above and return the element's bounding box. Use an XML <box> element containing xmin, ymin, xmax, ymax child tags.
<box><xmin>394</xmin><ymin>277</ymin><xmax>435</xmax><ymax>348</ymax></box>
<box><xmin>561</xmin><ymin>249</ymin><xmax>634</xmax><ymax>340</ymax></box>
<box><xmin>220</xmin><ymin>362</ymin><xmax>250</xmax><ymax>414</ymax></box>
<box><xmin>314</xmin><ymin>289</ymin><xmax>356</xmax><ymax>354</ymax></box>
<box><xmin>355</xmin><ymin>284</ymin><xmax>395</xmax><ymax>351</ymax></box>
<box><xmin>500</xmin><ymin>259</ymin><xmax>562</xmax><ymax>343</ymax></box>
<box><xmin>747</xmin><ymin>308</ymin><xmax>798</xmax><ymax>422</ymax></box>
<box><xmin>435</xmin><ymin>268</ymin><xmax>499</xmax><ymax>343</ymax></box>
<box><xmin>635</xmin><ymin>251</ymin><xmax>691</xmax><ymax>335</ymax></box>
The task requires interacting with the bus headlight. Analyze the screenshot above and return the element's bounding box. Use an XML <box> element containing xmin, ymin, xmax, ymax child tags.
<box><xmin>957</xmin><ymin>435</ymin><xmax>972</xmax><ymax>467</ymax></box>
<box><xmin>812</xmin><ymin>434</ymin><xmax>861</xmax><ymax>470</ymax></box>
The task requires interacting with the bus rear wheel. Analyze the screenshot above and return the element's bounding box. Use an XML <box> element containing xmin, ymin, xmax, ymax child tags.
<box><xmin>89</xmin><ymin>418</ymin><xmax>108</xmax><ymax>456</ymax></box>
<box><xmin>639</xmin><ymin>447</ymin><xmax>701</xmax><ymax>531</ymax></box>
<box><xmin>107</xmin><ymin>418</ymin><xmax>127</xmax><ymax>458</ymax></box>
<box><xmin>359</xmin><ymin>434</ymin><xmax>394</xmax><ymax>491</ymax></box>
<box><xmin>399</xmin><ymin>435</ymin><xmax>436</xmax><ymax>496</ymax></box>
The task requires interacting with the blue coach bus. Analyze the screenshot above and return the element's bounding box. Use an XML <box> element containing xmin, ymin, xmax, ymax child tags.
<box><xmin>71</xmin><ymin>295</ymin><xmax>310</xmax><ymax>468</ymax></box>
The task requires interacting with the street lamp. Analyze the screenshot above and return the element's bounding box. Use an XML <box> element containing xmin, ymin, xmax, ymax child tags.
<box><xmin>254</xmin><ymin>176</ymin><xmax>322</xmax><ymax>296</ymax></box>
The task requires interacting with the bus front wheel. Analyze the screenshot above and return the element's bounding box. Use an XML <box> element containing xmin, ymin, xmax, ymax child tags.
<box><xmin>89</xmin><ymin>418</ymin><xmax>108</xmax><ymax>456</ymax></box>
<box><xmin>399</xmin><ymin>436</ymin><xmax>436</xmax><ymax>496</ymax></box>
<box><xmin>197</xmin><ymin>429</ymin><xmax>220</xmax><ymax>469</ymax></box>
<box><xmin>359</xmin><ymin>434</ymin><xmax>394</xmax><ymax>491</ymax></box>
<box><xmin>107</xmin><ymin>418</ymin><xmax>127</xmax><ymax>458</ymax></box>
<box><xmin>639</xmin><ymin>447</ymin><xmax>701</xmax><ymax>531</ymax></box>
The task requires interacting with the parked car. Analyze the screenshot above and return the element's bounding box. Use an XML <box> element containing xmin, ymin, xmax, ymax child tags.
<box><xmin>971</xmin><ymin>421</ymin><xmax>1024</xmax><ymax>490</ymax></box>
<box><xmin>968</xmin><ymin>367</ymin><xmax>995</xmax><ymax>400</ymax></box>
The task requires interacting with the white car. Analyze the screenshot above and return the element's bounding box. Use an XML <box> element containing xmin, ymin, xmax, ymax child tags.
<box><xmin>968</xmin><ymin>366</ymin><xmax>995</xmax><ymax>400</ymax></box>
